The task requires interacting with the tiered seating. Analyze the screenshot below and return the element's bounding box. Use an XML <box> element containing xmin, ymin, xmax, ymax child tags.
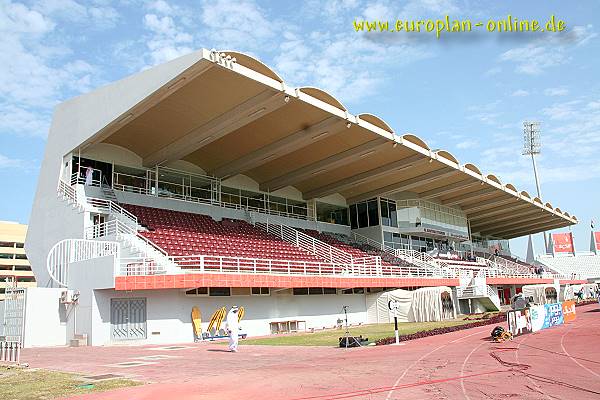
<box><xmin>303</xmin><ymin>230</ymin><xmax>374</xmax><ymax>260</ymax></box>
<box><xmin>497</xmin><ymin>254</ymin><xmax>539</xmax><ymax>273</ymax></box>
<box><xmin>302</xmin><ymin>230</ymin><xmax>419</xmax><ymax>271</ymax></box>
<box><xmin>538</xmin><ymin>253</ymin><xmax>600</xmax><ymax>279</ymax></box>
<box><xmin>434</xmin><ymin>258</ymin><xmax>485</xmax><ymax>269</ymax></box>
<box><xmin>122</xmin><ymin>204</ymin><xmax>323</xmax><ymax>262</ymax></box>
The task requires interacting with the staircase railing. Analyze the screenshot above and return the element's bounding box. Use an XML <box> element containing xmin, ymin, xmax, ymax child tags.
<box><xmin>85</xmin><ymin>219</ymin><xmax>168</xmax><ymax>258</ymax></box>
<box><xmin>58</xmin><ymin>179</ymin><xmax>77</xmax><ymax>204</ymax></box>
<box><xmin>255</xmin><ymin>221</ymin><xmax>355</xmax><ymax>265</ymax></box>
<box><xmin>456</xmin><ymin>283</ymin><xmax>501</xmax><ymax>310</ymax></box>
<box><xmin>395</xmin><ymin>248</ymin><xmax>452</xmax><ymax>274</ymax></box>
<box><xmin>58</xmin><ymin>178</ymin><xmax>138</xmax><ymax>227</ymax></box>
<box><xmin>46</xmin><ymin>239</ymin><xmax>119</xmax><ymax>287</ymax></box>
<box><xmin>487</xmin><ymin>285</ymin><xmax>501</xmax><ymax>309</ymax></box>
<box><xmin>349</xmin><ymin>232</ymin><xmax>394</xmax><ymax>253</ymax></box>
<box><xmin>86</xmin><ymin>197</ymin><xmax>138</xmax><ymax>227</ymax></box>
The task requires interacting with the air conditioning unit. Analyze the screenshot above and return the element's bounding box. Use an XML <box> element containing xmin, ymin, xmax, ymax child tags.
<box><xmin>60</xmin><ymin>290</ymin><xmax>71</xmax><ymax>304</ymax></box>
<box><xmin>60</xmin><ymin>290</ymin><xmax>80</xmax><ymax>304</ymax></box>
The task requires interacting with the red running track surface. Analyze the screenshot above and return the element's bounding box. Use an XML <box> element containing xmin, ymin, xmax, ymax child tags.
<box><xmin>21</xmin><ymin>303</ymin><xmax>600</xmax><ymax>399</ymax></box>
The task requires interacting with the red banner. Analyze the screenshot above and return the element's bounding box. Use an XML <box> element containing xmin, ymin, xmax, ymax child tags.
<box><xmin>594</xmin><ymin>232</ymin><xmax>600</xmax><ymax>251</ymax></box>
<box><xmin>552</xmin><ymin>232</ymin><xmax>574</xmax><ymax>253</ymax></box>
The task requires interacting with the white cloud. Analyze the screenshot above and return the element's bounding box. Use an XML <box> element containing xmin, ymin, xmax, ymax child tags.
<box><xmin>0</xmin><ymin>1</ymin><xmax>99</xmax><ymax>138</ymax></box>
<box><xmin>544</xmin><ymin>87</ymin><xmax>569</xmax><ymax>96</ymax></box>
<box><xmin>33</xmin><ymin>0</ymin><xmax>120</xmax><ymax>28</ymax></box>
<box><xmin>200</xmin><ymin>0</ymin><xmax>276</xmax><ymax>52</ymax></box>
<box><xmin>511</xmin><ymin>89</ymin><xmax>529</xmax><ymax>97</ymax></box>
<box><xmin>147</xmin><ymin>0</ymin><xmax>174</xmax><ymax>15</ymax></box>
<box><xmin>476</xmin><ymin>94</ymin><xmax>600</xmax><ymax>191</ymax></box>
<box><xmin>275</xmin><ymin>29</ymin><xmax>431</xmax><ymax>102</ymax></box>
<box><xmin>500</xmin><ymin>46</ymin><xmax>569</xmax><ymax>75</ymax></box>
<box><xmin>467</xmin><ymin>101</ymin><xmax>501</xmax><ymax>125</ymax></box>
<box><xmin>142</xmin><ymin>13</ymin><xmax>193</xmax><ymax>66</ymax></box>
<box><xmin>484</xmin><ymin>66</ymin><xmax>502</xmax><ymax>77</ymax></box>
<box><xmin>542</xmin><ymin>100</ymin><xmax>581</xmax><ymax>120</ymax></box>
<box><xmin>0</xmin><ymin>153</ymin><xmax>27</xmax><ymax>169</ymax></box>
<box><xmin>498</xmin><ymin>25</ymin><xmax>596</xmax><ymax>75</ymax></box>
<box><xmin>455</xmin><ymin>139</ymin><xmax>479</xmax><ymax>149</ymax></box>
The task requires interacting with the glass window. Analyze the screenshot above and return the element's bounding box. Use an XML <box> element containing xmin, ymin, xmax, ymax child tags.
<box><xmin>0</xmin><ymin>253</ymin><xmax>13</xmax><ymax>259</ymax></box>
<box><xmin>14</xmin><ymin>254</ymin><xmax>27</xmax><ymax>260</ymax></box>
<box><xmin>209</xmin><ymin>287</ymin><xmax>231</xmax><ymax>296</ymax></box>
<box><xmin>293</xmin><ymin>288</ymin><xmax>309</xmax><ymax>295</ymax></box>
<box><xmin>251</xmin><ymin>287</ymin><xmax>270</xmax><ymax>295</ymax></box>
<box><xmin>316</xmin><ymin>202</ymin><xmax>349</xmax><ymax>225</ymax></box>
<box><xmin>381</xmin><ymin>199</ymin><xmax>390</xmax><ymax>226</ymax></box>
<box><xmin>0</xmin><ymin>242</ymin><xmax>13</xmax><ymax>248</ymax></box>
<box><xmin>367</xmin><ymin>200</ymin><xmax>379</xmax><ymax>226</ymax></box>
<box><xmin>384</xmin><ymin>231</ymin><xmax>393</xmax><ymax>242</ymax></box>
<box><xmin>308</xmin><ymin>288</ymin><xmax>324</xmax><ymax>295</ymax></box>
<box><xmin>389</xmin><ymin>201</ymin><xmax>397</xmax><ymax>227</ymax></box>
<box><xmin>350</xmin><ymin>204</ymin><xmax>358</xmax><ymax>229</ymax></box>
<box><xmin>186</xmin><ymin>287</ymin><xmax>208</xmax><ymax>296</ymax></box>
<box><xmin>323</xmin><ymin>288</ymin><xmax>337</xmax><ymax>295</ymax></box>
<box><xmin>357</xmin><ymin>202</ymin><xmax>368</xmax><ymax>228</ymax></box>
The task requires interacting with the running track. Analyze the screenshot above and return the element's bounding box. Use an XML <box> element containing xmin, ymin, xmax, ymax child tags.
<box><xmin>21</xmin><ymin>303</ymin><xmax>600</xmax><ymax>399</ymax></box>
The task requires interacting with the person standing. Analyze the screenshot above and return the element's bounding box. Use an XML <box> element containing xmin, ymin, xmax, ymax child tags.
<box><xmin>85</xmin><ymin>166</ymin><xmax>94</xmax><ymax>185</ymax></box>
<box><xmin>226</xmin><ymin>306</ymin><xmax>240</xmax><ymax>352</ymax></box>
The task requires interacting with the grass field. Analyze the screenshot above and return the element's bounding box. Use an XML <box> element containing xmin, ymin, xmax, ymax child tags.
<box><xmin>237</xmin><ymin>318</ymin><xmax>477</xmax><ymax>346</ymax></box>
<box><xmin>0</xmin><ymin>366</ymin><xmax>141</xmax><ymax>400</ymax></box>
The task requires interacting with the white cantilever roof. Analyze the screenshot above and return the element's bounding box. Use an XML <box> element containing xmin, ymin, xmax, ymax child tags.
<box><xmin>66</xmin><ymin>48</ymin><xmax>576</xmax><ymax>239</ymax></box>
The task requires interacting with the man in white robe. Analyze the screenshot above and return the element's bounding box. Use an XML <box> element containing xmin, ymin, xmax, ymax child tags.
<box><xmin>226</xmin><ymin>306</ymin><xmax>240</xmax><ymax>352</ymax></box>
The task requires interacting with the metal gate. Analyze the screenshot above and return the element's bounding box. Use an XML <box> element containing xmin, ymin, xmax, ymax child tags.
<box><xmin>111</xmin><ymin>298</ymin><xmax>147</xmax><ymax>340</ymax></box>
<box><xmin>1</xmin><ymin>287</ymin><xmax>26</xmax><ymax>363</ymax></box>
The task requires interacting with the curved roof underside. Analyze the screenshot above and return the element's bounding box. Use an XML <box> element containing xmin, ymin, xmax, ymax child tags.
<box><xmin>81</xmin><ymin>48</ymin><xmax>575</xmax><ymax>240</ymax></box>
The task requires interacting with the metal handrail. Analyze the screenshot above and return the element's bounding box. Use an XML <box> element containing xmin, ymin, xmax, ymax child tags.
<box><xmin>255</xmin><ymin>221</ymin><xmax>357</xmax><ymax>265</ymax></box>
<box><xmin>58</xmin><ymin>179</ymin><xmax>77</xmax><ymax>203</ymax></box>
<box><xmin>118</xmin><ymin>254</ymin><xmax>452</xmax><ymax>278</ymax></box>
<box><xmin>85</xmin><ymin>219</ymin><xmax>168</xmax><ymax>258</ymax></box>
<box><xmin>46</xmin><ymin>239</ymin><xmax>119</xmax><ymax>287</ymax></box>
<box><xmin>86</xmin><ymin>197</ymin><xmax>138</xmax><ymax>226</ymax></box>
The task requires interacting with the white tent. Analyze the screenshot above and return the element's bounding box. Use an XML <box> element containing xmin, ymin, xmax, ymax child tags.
<box><xmin>561</xmin><ymin>284</ymin><xmax>574</xmax><ymax>301</ymax></box>
<box><xmin>366</xmin><ymin>287</ymin><xmax>456</xmax><ymax>324</ymax></box>
<box><xmin>571</xmin><ymin>283</ymin><xmax>599</xmax><ymax>300</ymax></box>
<box><xmin>522</xmin><ymin>284</ymin><xmax>558</xmax><ymax>305</ymax></box>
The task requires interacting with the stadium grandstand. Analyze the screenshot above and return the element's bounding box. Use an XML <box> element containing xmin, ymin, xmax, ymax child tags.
<box><xmin>535</xmin><ymin>232</ymin><xmax>600</xmax><ymax>281</ymax></box>
<box><xmin>17</xmin><ymin>49</ymin><xmax>588</xmax><ymax>347</ymax></box>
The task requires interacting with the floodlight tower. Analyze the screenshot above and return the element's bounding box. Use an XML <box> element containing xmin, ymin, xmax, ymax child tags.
<box><xmin>522</xmin><ymin>121</ymin><xmax>548</xmax><ymax>251</ymax></box>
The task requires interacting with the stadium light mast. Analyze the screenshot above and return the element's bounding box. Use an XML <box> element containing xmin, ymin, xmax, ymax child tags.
<box><xmin>522</xmin><ymin>121</ymin><xmax>548</xmax><ymax>251</ymax></box>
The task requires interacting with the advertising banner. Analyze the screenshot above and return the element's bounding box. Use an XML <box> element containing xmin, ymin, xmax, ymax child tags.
<box><xmin>529</xmin><ymin>305</ymin><xmax>546</xmax><ymax>332</ymax></box>
<box><xmin>542</xmin><ymin>303</ymin><xmax>564</xmax><ymax>329</ymax></box>
<box><xmin>562</xmin><ymin>300</ymin><xmax>576</xmax><ymax>323</ymax></box>
<box><xmin>507</xmin><ymin>309</ymin><xmax>532</xmax><ymax>337</ymax></box>
<box><xmin>508</xmin><ymin>302</ymin><xmax>570</xmax><ymax>337</ymax></box>
<box><xmin>552</xmin><ymin>233</ymin><xmax>574</xmax><ymax>253</ymax></box>
<box><xmin>595</xmin><ymin>232</ymin><xmax>600</xmax><ymax>251</ymax></box>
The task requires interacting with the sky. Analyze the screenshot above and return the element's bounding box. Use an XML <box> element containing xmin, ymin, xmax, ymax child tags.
<box><xmin>1</xmin><ymin>0</ymin><xmax>599</xmax><ymax>258</ymax></box>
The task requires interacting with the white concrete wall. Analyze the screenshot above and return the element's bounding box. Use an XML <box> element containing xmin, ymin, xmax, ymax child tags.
<box><xmin>23</xmin><ymin>288</ymin><xmax>67</xmax><ymax>347</ymax></box>
<box><xmin>25</xmin><ymin>50</ymin><xmax>207</xmax><ymax>288</ymax></box>
<box><xmin>90</xmin><ymin>289</ymin><xmax>367</xmax><ymax>346</ymax></box>
<box><xmin>0</xmin><ymin>300</ymin><xmax>4</xmax><ymax>336</ymax></box>
<box><xmin>82</xmin><ymin>143</ymin><xmax>143</xmax><ymax>168</ymax></box>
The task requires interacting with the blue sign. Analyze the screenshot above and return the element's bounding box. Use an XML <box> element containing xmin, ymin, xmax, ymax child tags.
<box><xmin>542</xmin><ymin>303</ymin><xmax>564</xmax><ymax>329</ymax></box>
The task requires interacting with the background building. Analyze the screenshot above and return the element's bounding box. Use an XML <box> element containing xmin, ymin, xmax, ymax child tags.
<box><xmin>0</xmin><ymin>221</ymin><xmax>36</xmax><ymax>300</ymax></box>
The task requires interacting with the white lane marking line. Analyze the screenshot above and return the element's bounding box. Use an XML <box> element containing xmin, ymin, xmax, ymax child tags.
<box><xmin>560</xmin><ymin>324</ymin><xmax>600</xmax><ymax>378</ymax></box>
<box><xmin>460</xmin><ymin>342</ymin><xmax>486</xmax><ymax>400</ymax></box>
<box><xmin>384</xmin><ymin>327</ymin><xmax>490</xmax><ymax>400</ymax></box>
